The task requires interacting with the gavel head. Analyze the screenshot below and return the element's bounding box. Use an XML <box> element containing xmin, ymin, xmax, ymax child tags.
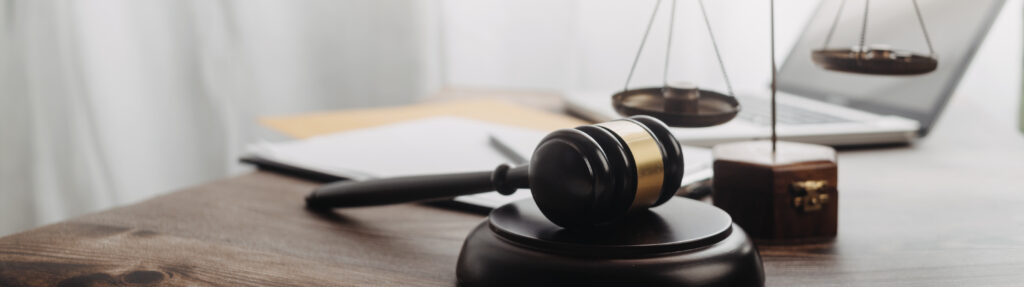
<box><xmin>529</xmin><ymin>115</ymin><xmax>684</xmax><ymax>229</ymax></box>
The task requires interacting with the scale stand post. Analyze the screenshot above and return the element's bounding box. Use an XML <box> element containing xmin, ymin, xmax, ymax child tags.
<box><xmin>711</xmin><ymin>0</ymin><xmax>839</xmax><ymax>243</ymax></box>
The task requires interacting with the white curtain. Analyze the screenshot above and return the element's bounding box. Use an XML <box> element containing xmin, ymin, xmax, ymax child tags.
<box><xmin>0</xmin><ymin>0</ymin><xmax>441</xmax><ymax>236</ymax></box>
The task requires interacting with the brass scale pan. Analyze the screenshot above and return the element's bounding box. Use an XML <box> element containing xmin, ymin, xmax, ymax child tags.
<box><xmin>612</xmin><ymin>87</ymin><xmax>739</xmax><ymax>128</ymax></box>
<box><xmin>812</xmin><ymin>48</ymin><xmax>936</xmax><ymax>75</ymax></box>
<box><xmin>611</xmin><ymin>0</ymin><xmax>740</xmax><ymax>128</ymax></box>
<box><xmin>812</xmin><ymin>0</ymin><xmax>937</xmax><ymax>75</ymax></box>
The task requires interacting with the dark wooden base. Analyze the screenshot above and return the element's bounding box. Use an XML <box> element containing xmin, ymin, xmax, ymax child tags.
<box><xmin>712</xmin><ymin>140</ymin><xmax>838</xmax><ymax>243</ymax></box>
<box><xmin>456</xmin><ymin>199</ymin><xmax>764</xmax><ymax>286</ymax></box>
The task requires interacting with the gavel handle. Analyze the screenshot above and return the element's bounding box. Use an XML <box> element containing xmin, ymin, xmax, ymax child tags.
<box><xmin>305</xmin><ymin>164</ymin><xmax>529</xmax><ymax>209</ymax></box>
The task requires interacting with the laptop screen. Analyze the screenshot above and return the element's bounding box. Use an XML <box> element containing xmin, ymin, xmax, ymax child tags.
<box><xmin>777</xmin><ymin>0</ymin><xmax>1005</xmax><ymax>135</ymax></box>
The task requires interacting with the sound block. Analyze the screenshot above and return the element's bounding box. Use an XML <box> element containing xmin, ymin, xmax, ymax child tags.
<box><xmin>456</xmin><ymin>199</ymin><xmax>764</xmax><ymax>286</ymax></box>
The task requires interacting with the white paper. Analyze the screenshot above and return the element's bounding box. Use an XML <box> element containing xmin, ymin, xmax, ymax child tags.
<box><xmin>245</xmin><ymin>116</ymin><xmax>545</xmax><ymax>208</ymax></box>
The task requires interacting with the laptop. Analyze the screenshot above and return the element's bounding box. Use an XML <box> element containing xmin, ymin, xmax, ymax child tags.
<box><xmin>563</xmin><ymin>0</ymin><xmax>1006</xmax><ymax>147</ymax></box>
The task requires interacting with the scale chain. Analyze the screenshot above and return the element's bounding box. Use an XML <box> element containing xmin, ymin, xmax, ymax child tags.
<box><xmin>663</xmin><ymin>0</ymin><xmax>677</xmax><ymax>89</ymax></box>
<box><xmin>625</xmin><ymin>0</ymin><xmax>734</xmax><ymax>97</ymax></box>
<box><xmin>859</xmin><ymin>0</ymin><xmax>869</xmax><ymax>51</ymax></box>
<box><xmin>823</xmin><ymin>0</ymin><xmax>848</xmax><ymax>49</ymax></box>
<box><xmin>698</xmin><ymin>0</ymin><xmax>734</xmax><ymax>96</ymax></box>
<box><xmin>912</xmin><ymin>0</ymin><xmax>935</xmax><ymax>56</ymax></box>
<box><xmin>825</xmin><ymin>0</ymin><xmax>933</xmax><ymax>57</ymax></box>
<box><xmin>624</xmin><ymin>0</ymin><xmax>663</xmax><ymax>92</ymax></box>
<box><xmin>771</xmin><ymin>0</ymin><xmax>778</xmax><ymax>153</ymax></box>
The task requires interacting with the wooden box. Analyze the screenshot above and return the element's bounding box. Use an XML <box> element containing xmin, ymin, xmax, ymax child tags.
<box><xmin>711</xmin><ymin>140</ymin><xmax>838</xmax><ymax>243</ymax></box>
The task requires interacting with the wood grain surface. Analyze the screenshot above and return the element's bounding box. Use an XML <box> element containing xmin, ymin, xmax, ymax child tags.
<box><xmin>0</xmin><ymin>173</ymin><xmax>479</xmax><ymax>286</ymax></box>
<box><xmin>1</xmin><ymin>89</ymin><xmax>1023</xmax><ymax>286</ymax></box>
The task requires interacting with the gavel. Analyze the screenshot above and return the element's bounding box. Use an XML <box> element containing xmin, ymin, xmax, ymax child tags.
<box><xmin>306</xmin><ymin>116</ymin><xmax>685</xmax><ymax>229</ymax></box>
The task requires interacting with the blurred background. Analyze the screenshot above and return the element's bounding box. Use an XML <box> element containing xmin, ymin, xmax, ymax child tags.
<box><xmin>0</xmin><ymin>0</ymin><xmax>1020</xmax><ymax>236</ymax></box>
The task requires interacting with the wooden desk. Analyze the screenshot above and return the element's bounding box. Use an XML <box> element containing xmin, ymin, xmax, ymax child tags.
<box><xmin>2</xmin><ymin>92</ymin><xmax>1023</xmax><ymax>286</ymax></box>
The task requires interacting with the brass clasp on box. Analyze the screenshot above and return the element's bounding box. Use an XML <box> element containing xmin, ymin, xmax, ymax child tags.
<box><xmin>790</xmin><ymin>180</ymin><xmax>830</xmax><ymax>212</ymax></box>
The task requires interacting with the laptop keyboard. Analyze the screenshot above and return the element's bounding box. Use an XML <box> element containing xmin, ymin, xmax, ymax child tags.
<box><xmin>737</xmin><ymin>97</ymin><xmax>851</xmax><ymax>125</ymax></box>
